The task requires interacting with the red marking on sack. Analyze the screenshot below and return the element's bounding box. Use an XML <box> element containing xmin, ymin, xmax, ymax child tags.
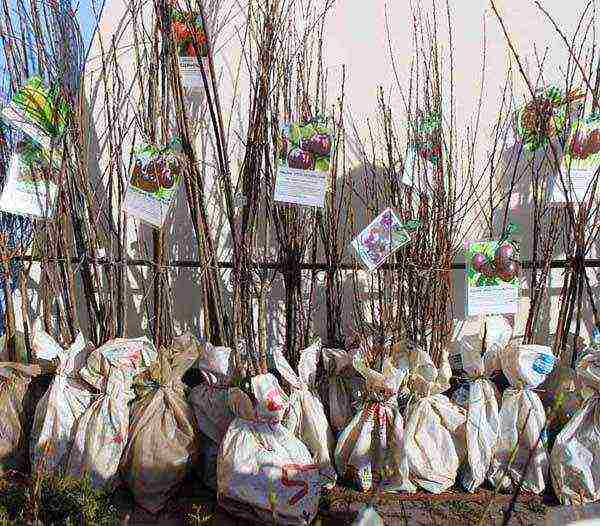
<box><xmin>265</xmin><ymin>388</ymin><xmax>285</xmax><ymax>412</ymax></box>
<box><xmin>281</xmin><ymin>464</ymin><xmax>318</xmax><ymax>505</ymax></box>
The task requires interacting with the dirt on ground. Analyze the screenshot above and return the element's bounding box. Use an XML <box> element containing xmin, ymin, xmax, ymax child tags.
<box><xmin>114</xmin><ymin>478</ymin><xmax>558</xmax><ymax>526</ymax></box>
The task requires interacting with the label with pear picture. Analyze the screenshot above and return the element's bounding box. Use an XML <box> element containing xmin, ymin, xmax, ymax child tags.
<box><xmin>466</xmin><ymin>239</ymin><xmax>520</xmax><ymax>316</ymax></box>
<box><xmin>273</xmin><ymin>115</ymin><xmax>333</xmax><ymax>207</ymax></box>
<box><xmin>171</xmin><ymin>6</ymin><xmax>210</xmax><ymax>89</ymax></box>
<box><xmin>554</xmin><ymin>113</ymin><xmax>600</xmax><ymax>202</ymax></box>
<box><xmin>123</xmin><ymin>140</ymin><xmax>183</xmax><ymax>228</ymax></box>
<box><xmin>1</xmin><ymin>76</ymin><xmax>68</xmax><ymax>150</ymax></box>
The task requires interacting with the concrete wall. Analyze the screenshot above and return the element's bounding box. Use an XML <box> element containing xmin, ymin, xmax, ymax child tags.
<box><xmin>30</xmin><ymin>0</ymin><xmax>595</xmax><ymax>352</ymax></box>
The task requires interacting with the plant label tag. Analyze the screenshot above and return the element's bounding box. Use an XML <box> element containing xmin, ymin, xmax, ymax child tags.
<box><xmin>351</xmin><ymin>208</ymin><xmax>410</xmax><ymax>271</ymax></box>
<box><xmin>553</xmin><ymin>114</ymin><xmax>600</xmax><ymax>202</ymax></box>
<box><xmin>0</xmin><ymin>144</ymin><xmax>60</xmax><ymax>218</ymax></box>
<box><xmin>172</xmin><ymin>8</ymin><xmax>210</xmax><ymax>90</ymax></box>
<box><xmin>178</xmin><ymin>56</ymin><xmax>210</xmax><ymax>89</ymax></box>
<box><xmin>274</xmin><ymin>117</ymin><xmax>333</xmax><ymax>208</ymax></box>
<box><xmin>466</xmin><ymin>240</ymin><xmax>520</xmax><ymax>316</ymax></box>
<box><xmin>123</xmin><ymin>143</ymin><xmax>182</xmax><ymax>228</ymax></box>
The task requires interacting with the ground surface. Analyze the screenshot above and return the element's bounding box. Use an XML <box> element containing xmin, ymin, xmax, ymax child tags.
<box><xmin>114</xmin><ymin>479</ymin><xmax>557</xmax><ymax>525</ymax></box>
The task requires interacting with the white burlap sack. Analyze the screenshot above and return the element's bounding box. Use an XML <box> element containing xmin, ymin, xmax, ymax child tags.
<box><xmin>30</xmin><ymin>326</ymin><xmax>94</xmax><ymax>474</ymax></box>
<box><xmin>217</xmin><ymin>373</ymin><xmax>320</xmax><ymax>526</ymax></box>
<box><xmin>403</xmin><ymin>346</ymin><xmax>466</xmax><ymax>493</ymax></box>
<box><xmin>488</xmin><ymin>343</ymin><xmax>555</xmax><ymax>494</ymax></box>
<box><xmin>187</xmin><ymin>337</ymin><xmax>237</xmax><ymax>489</ymax></box>
<box><xmin>335</xmin><ymin>349</ymin><xmax>414</xmax><ymax>493</ymax></box>
<box><xmin>65</xmin><ymin>337</ymin><xmax>157</xmax><ymax>488</ymax></box>
<box><xmin>321</xmin><ymin>347</ymin><xmax>364</xmax><ymax>435</ymax></box>
<box><xmin>551</xmin><ymin>346</ymin><xmax>600</xmax><ymax>505</ymax></box>
<box><xmin>273</xmin><ymin>342</ymin><xmax>337</xmax><ymax>489</ymax></box>
<box><xmin>453</xmin><ymin>315</ymin><xmax>512</xmax><ymax>492</ymax></box>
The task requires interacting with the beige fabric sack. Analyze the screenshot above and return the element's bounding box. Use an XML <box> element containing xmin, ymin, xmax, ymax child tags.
<box><xmin>0</xmin><ymin>360</ymin><xmax>41</xmax><ymax>473</ymax></box>
<box><xmin>551</xmin><ymin>346</ymin><xmax>600</xmax><ymax>505</ymax></box>
<box><xmin>335</xmin><ymin>349</ymin><xmax>414</xmax><ymax>493</ymax></box>
<box><xmin>321</xmin><ymin>347</ymin><xmax>364</xmax><ymax>435</ymax></box>
<box><xmin>273</xmin><ymin>342</ymin><xmax>337</xmax><ymax>489</ymax></box>
<box><xmin>30</xmin><ymin>326</ymin><xmax>94</xmax><ymax>474</ymax></box>
<box><xmin>403</xmin><ymin>346</ymin><xmax>466</xmax><ymax>493</ymax></box>
<box><xmin>120</xmin><ymin>347</ymin><xmax>197</xmax><ymax>514</ymax></box>
<box><xmin>453</xmin><ymin>315</ymin><xmax>512</xmax><ymax>492</ymax></box>
<box><xmin>188</xmin><ymin>338</ymin><xmax>235</xmax><ymax>489</ymax></box>
<box><xmin>217</xmin><ymin>373</ymin><xmax>320</xmax><ymax>526</ymax></box>
<box><xmin>65</xmin><ymin>337</ymin><xmax>157</xmax><ymax>488</ymax></box>
<box><xmin>488</xmin><ymin>343</ymin><xmax>555</xmax><ymax>494</ymax></box>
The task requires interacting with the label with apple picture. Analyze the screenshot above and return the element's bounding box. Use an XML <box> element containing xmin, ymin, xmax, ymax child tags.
<box><xmin>465</xmin><ymin>239</ymin><xmax>520</xmax><ymax>316</ymax></box>
<box><xmin>273</xmin><ymin>115</ymin><xmax>332</xmax><ymax>207</ymax></box>
<box><xmin>171</xmin><ymin>6</ymin><xmax>211</xmax><ymax>89</ymax></box>
<box><xmin>122</xmin><ymin>140</ymin><xmax>183</xmax><ymax>228</ymax></box>
<box><xmin>554</xmin><ymin>114</ymin><xmax>600</xmax><ymax>202</ymax></box>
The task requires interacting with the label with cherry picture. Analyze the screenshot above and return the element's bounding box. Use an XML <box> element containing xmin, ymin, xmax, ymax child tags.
<box><xmin>351</xmin><ymin>208</ymin><xmax>411</xmax><ymax>272</ymax></box>
<box><xmin>122</xmin><ymin>140</ymin><xmax>183</xmax><ymax>228</ymax></box>
<box><xmin>0</xmin><ymin>141</ymin><xmax>61</xmax><ymax>219</ymax></box>
<box><xmin>171</xmin><ymin>6</ymin><xmax>210</xmax><ymax>89</ymax></box>
<box><xmin>273</xmin><ymin>115</ymin><xmax>332</xmax><ymax>207</ymax></box>
<box><xmin>553</xmin><ymin>114</ymin><xmax>600</xmax><ymax>202</ymax></box>
<box><xmin>466</xmin><ymin>238</ymin><xmax>520</xmax><ymax>316</ymax></box>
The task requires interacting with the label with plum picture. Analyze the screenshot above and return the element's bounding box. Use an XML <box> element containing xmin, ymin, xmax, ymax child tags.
<box><xmin>123</xmin><ymin>140</ymin><xmax>183</xmax><ymax>228</ymax></box>
<box><xmin>466</xmin><ymin>240</ymin><xmax>520</xmax><ymax>316</ymax></box>
<box><xmin>0</xmin><ymin>141</ymin><xmax>60</xmax><ymax>219</ymax></box>
<box><xmin>554</xmin><ymin>114</ymin><xmax>600</xmax><ymax>202</ymax></box>
<box><xmin>171</xmin><ymin>7</ymin><xmax>210</xmax><ymax>89</ymax></box>
<box><xmin>273</xmin><ymin>116</ymin><xmax>332</xmax><ymax>207</ymax></box>
<box><xmin>351</xmin><ymin>208</ymin><xmax>411</xmax><ymax>272</ymax></box>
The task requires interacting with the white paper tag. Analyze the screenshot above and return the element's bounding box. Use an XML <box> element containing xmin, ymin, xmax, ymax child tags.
<box><xmin>273</xmin><ymin>166</ymin><xmax>327</xmax><ymax>207</ymax></box>
<box><xmin>550</xmin><ymin>169</ymin><xmax>598</xmax><ymax>202</ymax></box>
<box><xmin>466</xmin><ymin>240</ymin><xmax>520</xmax><ymax>316</ymax></box>
<box><xmin>351</xmin><ymin>208</ymin><xmax>411</xmax><ymax>271</ymax></box>
<box><xmin>1</xmin><ymin>104</ymin><xmax>53</xmax><ymax>150</ymax></box>
<box><xmin>0</xmin><ymin>151</ymin><xmax>59</xmax><ymax>218</ymax></box>
<box><xmin>178</xmin><ymin>56</ymin><xmax>210</xmax><ymax>89</ymax></box>
<box><xmin>123</xmin><ymin>147</ymin><xmax>182</xmax><ymax>228</ymax></box>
